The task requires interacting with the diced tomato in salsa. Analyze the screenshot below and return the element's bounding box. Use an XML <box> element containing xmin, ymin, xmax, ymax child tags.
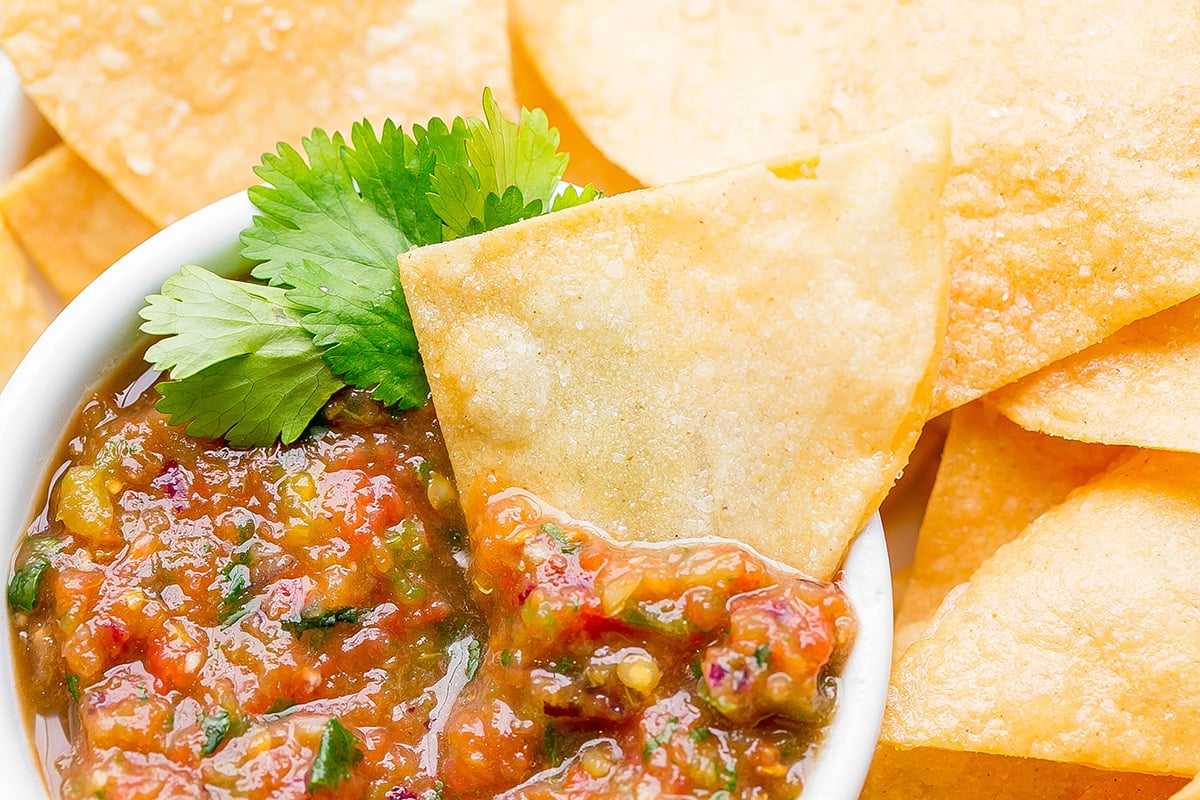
<box><xmin>8</xmin><ymin>362</ymin><xmax>855</xmax><ymax>800</ymax></box>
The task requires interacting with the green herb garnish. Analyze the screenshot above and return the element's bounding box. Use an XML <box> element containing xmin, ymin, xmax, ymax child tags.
<box><xmin>754</xmin><ymin>643</ymin><xmax>771</xmax><ymax>668</ymax></box>
<box><xmin>464</xmin><ymin>637</ymin><xmax>482</xmax><ymax>681</ymax></box>
<box><xmin>642</xmin><ymin>716</ymin><xmax>679</xmax><ymax>760</ymax></box>
<box><xmin>141</xmin><ymin>89</ymin><xmax>599</xmax><ymax>447</ymax></box>
<box><xmin>6</xmin><ymin>536</ymin><xmax>63</xmax><ymax>612</ymax></box>
<box><xmin>540</xmin><ymin>522</ymin><xmax>581</xmax><ymax>555</ymax></box>
<box><xmin>65</xmin><ymin>673</ymin><xmax>80</xmax><ymax>703</ymax></box>
<box><xmin>307</xmin><ymin>717</ymin><xmax>363</xmax><ymax>792</ymax></box>
<box><xmin>544</xmin><ymin>721</ymin><xmax>561</xmax><ymax>767</ymax></box>
<box><xmin>282</xmin><ymin>606</ymin><xmax>367</xmax><ymax>636</ymax></box>
<box><xmin>218</xmin><ymin>561</ymin><xmax>253</xmax><ymax>628</ymax></box>
<box><xmin>281</xmin><ymin>606</ymin><xmax>370</xmax><ymax>637</ymax></box>
<box><xmin>200</xmin><ymin>709</ymin><xmax>231</xmax><ymax>756</ymax></box>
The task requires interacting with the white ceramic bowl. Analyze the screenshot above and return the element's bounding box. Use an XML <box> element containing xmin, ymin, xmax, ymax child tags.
<box><xmin>0</xmin><ymin>192</ymin><xmax>891</xmax><ymax>798</ymax></box>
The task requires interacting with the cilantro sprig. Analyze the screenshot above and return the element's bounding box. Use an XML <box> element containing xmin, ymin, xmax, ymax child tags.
<box><xmin>140</xmin><ymin>89</ymin><xmax>599</xmax><ymax>447</ymax></box>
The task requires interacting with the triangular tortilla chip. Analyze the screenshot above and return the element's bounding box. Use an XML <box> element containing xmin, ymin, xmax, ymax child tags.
<box><xmin>885</xmin><ymin>449</ymin><xmax>1200</xmax><ymax>775</ymax></box>
<box><xmin>2</xmin><ymin>0</ymin><xmax>514</xmax><ymax>224</ymax></box>
<box><xmin>0</xmin><ymin>219</ymin><xmax>50</xmax><ymax>386</ymax></box>
<box><xmin>808</xmin><ymin>0</ymin><xmax>1200</xmax><ymax>413</ymax></box>
<box><xmin>399</xmin><ymin>118</ymin><xmax>949</xmax><ymax>579</ymax></box>
<box><xmin>0</xmin><ymin>145</ymin><xmax>157</xmax><ymax>299</ymax></box>
<box><xmin>894</xmin><ymin>401</ymin><xmax>1122</xmax><ymax>657</ymax></box>
<box><xmin>990</xmin><ymin>296</ymin><xmax>1200</xmax><ymax>453</ymax></box>
<box><xmin>509</xmin><ymin>0</ymin><xmax>879</xmax><ymax>185</ymax></box>
<box><xmin>862</xmin><ymin>745</ymin><xmax>1187</xmax><ymax>800</ymax></box>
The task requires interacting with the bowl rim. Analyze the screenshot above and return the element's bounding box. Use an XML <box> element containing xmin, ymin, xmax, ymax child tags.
<box><xmin>0</xmin><ymin>191</ymin><xmax>891</xmax><ymax>798</ymax></box>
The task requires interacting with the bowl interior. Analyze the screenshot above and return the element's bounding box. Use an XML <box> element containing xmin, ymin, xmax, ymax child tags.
<box><xmin>0</xmin><ymin>191</ymin><xmax>890</xmax><ymax>798</ymax></box>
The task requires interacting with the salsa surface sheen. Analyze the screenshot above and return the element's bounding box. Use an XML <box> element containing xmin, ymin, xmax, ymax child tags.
<box><xmin>8</xmin><ymin>361</ymin><xmax>855</xmax><ymax>800</ymax></box>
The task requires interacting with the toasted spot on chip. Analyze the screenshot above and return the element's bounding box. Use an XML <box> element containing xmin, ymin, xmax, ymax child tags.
<box><xmin>893</xmin><ymin>401</ymin><xmax>1122</xmax><ymax>657</ymax></box>
<box><xmin>0</xmin><ymin>219</ymin><xmax>50</xmax><ymax>386</ymax></box>
<box><xmin>1</xmin><ymin>0</ymin><xmax>515</xmax><ymax>224</ymax></box>
<box><xmin>885</xmin><ymin>449</ymin><xmax>1200</xmax><ymax>775</ymax></box>
<box><xmin>509</xmin><ymin>0</ymin><xmax>879</xmax><ymax>185</ymax></box>
<box><xmin>862</xmin><ymin>744</ymin><xmax>1188</xmax><ymax>800</ymax></box>
<box><xmin>0</xmin><ymin>145</ymin><xmax>157</xmax><ymax>300</ymax></box>
<box><xmin>990</xmin><ymin>296</ymin><xmax>1200</xmax><ymax>453</ymax></box>
<box><xmin>808</xmin><ymin>0</ymin><xmax>1200</xmax><ymax>413</ymax></box>
<box><xmin>401</xmin><ymin>118</ymin><xmax>949</xmax><ymax>580</ymax></box>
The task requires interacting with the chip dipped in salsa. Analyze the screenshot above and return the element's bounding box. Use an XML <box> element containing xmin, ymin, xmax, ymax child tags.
<box><xmin>7</xmin><ymin>357</ymin><xmax>855</xmax><ymax>799</ymax></box>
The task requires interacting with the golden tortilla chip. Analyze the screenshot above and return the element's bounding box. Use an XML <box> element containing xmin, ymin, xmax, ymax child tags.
<box><xmin>893</xmin><ymin>401</ymin><xmax>1121</xmax><ymax>657</ymax></box>
<box><xmin>509</xmin><ymin>0</ymin><xmax>879</xmax><ymax>185</ymax></box>
<box><xmin>989</xmin><ymin>296</ymin><xmax>1200</xmax><ymax>452</ymax></box>
<box><xmin>885</xmin><ymin>448</ymin><xmax>1200</xmax><ymax>775</ymax></box>
<box><xmin>0</xmin><ymin>219</ymin><xmax>50</xmax><ymax>386</ymax></box>
<box><xmin>2</xmin><ymin>0</ymin><xmax>515</xmax><ymax>225</ymax></box>
<box><xmin>862</xmin><ymin>745</ymin><xmax>1187</xmax><ymax>800</ymax></box>
<box><xmin>809</xmin><ymin>0</ymin><xmax>1200</xmax><ymax>413</ymax></box>
<box><xmin>400</xmin><ymin>118</ymin><xmax>949</xmax><ymax>580</ymax></box>
<box><xmin>0</xmin><ymin>145</ymin><xmax>157</xmax><ymax>300</ymax></box>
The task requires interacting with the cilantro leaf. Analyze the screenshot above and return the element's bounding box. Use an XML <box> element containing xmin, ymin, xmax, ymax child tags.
<box><xmin>341</xmin><ymin>117</ymin><xmax>461</xmax><ymax>249</ymax></box>
<box><xmin>241</xmin><ymin>131</ymin><xmax>412</xmax><ymax>284</ymax></box>
<box><xmin>552</xmin><ymin>183</ymin><xmax>601</xmax><ymax>212</ymax></box>
<box><xmin>467</xmin><ymin>88</ymin><xmax>566</xmax><ymax>212</ymax></box>
<box><xmin>200</xmin><ymin>709</ymin><xmax>231</xmax><ymax>756</ymax></box>
<box><xmin>465</xmin><ymin>637</ymin><xmax>482</xmax><ymax>681</ymax></box>
<box><xmin>281</xmin><ymin>260</ymin><xmax>429</xmax><ymax>407</ymax></box>
<box><xmin>281</xmin><ymin>606</ymin><xmax>370</xmax><ymax>637</ymax></box>
<box><xmin>141</xmin><ymin>266</ymin><xmax>341</xmax><ymax>445</ymax></box>
<box><xmin>429</xmin><ymin>88</ymin><xmax>576</xmax><ymax>240</ymax></box>
<box><xmin>7</xmin><ymin>537</ymin><xmax>64</xmax><ymax>612</ymax></box>
<box><xmin>308</xmin><ymin>718</ymin><xmax>363</xmax><ymax>792</ymax></box>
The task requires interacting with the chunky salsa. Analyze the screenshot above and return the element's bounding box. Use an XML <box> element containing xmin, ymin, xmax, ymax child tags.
<box><xmin>8</xmin><ymin>360</ymin><xmax>855</xmax><ymax>799</ymax></box>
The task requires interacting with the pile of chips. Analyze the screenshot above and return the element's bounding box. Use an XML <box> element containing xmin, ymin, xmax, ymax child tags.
<box><xmin>4</xmin><ymin>0</ymin><xmax>1200</xmax><ymax>796</ymax></box>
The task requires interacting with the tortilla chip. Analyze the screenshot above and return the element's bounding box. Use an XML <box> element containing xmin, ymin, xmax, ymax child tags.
<box><xmin>509</xmin><ymin>0</ymin><xmax>879</xmax><ymax>186</ymax></box>
<box><xmin>2</xmin><ymin>0</ymin><xmax>515</xmax><ymax>225</ymax></box>
<box><xmin>893</xmin><ymin>401</ymin><xmax>1121</xmax><ymax>656</ymax></box>
<box><xmin>0</xmin><ymin>219</ymin><xmax>50</xmax><ymax>386</ymax></box>
<box><xmin>0</xmin><ymin>145</ymin><xmax>157</xmax><ymax>300</ymax></box>
<box><xmin>809</xmin><ymin>0</ymin><xmax>1200</xmax><ymax>413</ymax></box>
<box><xmin>400</xmin><ymin>118</ymin><xmax>949</xmax><ymax>580</ymax></box>
<box><xmin>885</xmin><ymin>448</ymin><xmax>1200</xmax><ymax>775</ymax></box>
<box><xmin>989</xmin><ymin>296</ymin><xmax>1200</xmax><ymax>452</ymax></box>
<box><xmin>509</xmin><ymin>27</ymin><xmax>640</xmax><ymax>197</ymax></box>
<box><xmin>862</xmin><ymin>745</ymin><xmax>1187</xmax><ymax>800</ymax></box>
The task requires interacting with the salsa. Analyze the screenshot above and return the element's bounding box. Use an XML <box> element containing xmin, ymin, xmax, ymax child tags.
<box><xmin>7</xmin><ymin>360</ymin><xmax>855</xmax><ymax>800</ymax></box>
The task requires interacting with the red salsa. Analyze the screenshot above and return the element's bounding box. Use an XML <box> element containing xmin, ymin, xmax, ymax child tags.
<box><xmin>8</xmin><ymin>363</ymin><xmax>855</xmax><ymax>799</ymax></box>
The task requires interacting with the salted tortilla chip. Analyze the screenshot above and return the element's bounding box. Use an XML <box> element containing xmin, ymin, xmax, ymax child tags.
<box><xmin>885</xmin><ymin>448</ymin><xmax>1200</xmax><ymax>775</ymax></box>
<box><xmin>1</xmin><ymin>0</ymin><xmax>515</xmax><ymax>225</ymax></box>
<box><xmin>509</xmin><ymin>0</ymin><xmax>879</xmax><ymax>186</ymax></box>
<box><xmin>809</xmin><ymin>0</ymin><xmax>1200</xmax><ymax>413</ymax></box>
<box><xmin>0</xmin><ymin>145</ymin><xmax>157</xmax><ymax>300</ymax></box>
<box><xmin>0</xmin><ymin>219</ymin><xmax>50</xmax><ymax>386</ymax></box>
<box><xmin>893</xmin><ymin>401</ymin><xmax>1121</xmax><ymax>657</ymax></box>
<box><xmin>400</xmin><ymin>118</ymin><xmax>949</xmax><ymax>580</ymax></box>
<box><xmin>862</xmin><ymin>745</ymin><xmax>1187</xmax><ymax>800</ymax></box>
<box><xmin>989</xmin><ymin>296</ymin><xmax>1200</xmax><ymax>453</ymax></box>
